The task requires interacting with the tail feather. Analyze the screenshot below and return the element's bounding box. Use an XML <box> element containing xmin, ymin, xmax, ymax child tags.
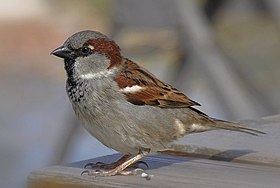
<box><xmin>212</xmin><ymin>119</ymin><xmax>266</xmax><ymax>136</ymax></box>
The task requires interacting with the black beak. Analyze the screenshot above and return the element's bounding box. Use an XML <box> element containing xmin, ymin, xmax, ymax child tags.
<box><xmin>51</xmin><ymin>46</ymin><xmax>74</xmax><ymax>59</ymax></box>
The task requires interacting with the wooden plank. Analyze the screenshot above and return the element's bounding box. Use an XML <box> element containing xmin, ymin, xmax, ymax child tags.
<box><xmin>28</xmin><ymin>154</ymin><xmax>280</xmax><ymax>188</ymax></box>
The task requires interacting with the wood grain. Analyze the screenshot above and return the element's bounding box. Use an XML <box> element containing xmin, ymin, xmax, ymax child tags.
<box><xmin>28</xmin><ymin>153</ymin><xmax>280</xmax><ymax>188</ymax></box>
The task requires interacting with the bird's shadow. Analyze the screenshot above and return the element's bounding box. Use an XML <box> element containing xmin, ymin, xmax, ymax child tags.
<box><xmin>145</xmin><ymin>149</ymin><xmax>255</xmax><ymax>170</ymax></box>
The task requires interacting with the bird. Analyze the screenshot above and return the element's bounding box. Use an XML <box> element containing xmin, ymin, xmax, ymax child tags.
<box><xmin>51</xmin><ymin>30</ymin><xmax>264</xmax><ymax>177</ymax></box>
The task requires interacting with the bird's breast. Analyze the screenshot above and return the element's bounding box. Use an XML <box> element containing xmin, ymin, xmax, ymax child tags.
<box><xmin>66</xmin><ymin>79</ymin><xmax>88</xmax><ymax>103</ymax></box>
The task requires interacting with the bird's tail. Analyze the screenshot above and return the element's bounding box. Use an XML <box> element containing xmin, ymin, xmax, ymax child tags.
<box><xmin>212</xmin><ymin>119</ymin><xmax>265</xmax><ymax>136</ymax></box>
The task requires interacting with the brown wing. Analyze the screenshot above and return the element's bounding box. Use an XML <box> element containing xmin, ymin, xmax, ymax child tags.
<box><xmin>115</xmin><ymin>59</ymin><xmax>200</xmax><ymax>108</ymax></box>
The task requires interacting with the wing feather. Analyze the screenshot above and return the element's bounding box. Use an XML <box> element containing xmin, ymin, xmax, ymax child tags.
<box><xmin>115</xmin><ymin>59</ymin><xmax>200</xmax><ymax>108</ymax></box>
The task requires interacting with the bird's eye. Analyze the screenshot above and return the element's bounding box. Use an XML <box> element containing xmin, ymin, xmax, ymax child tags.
<box><xmin>81</xmin><ymin>47</ymin><xmax>91</xmax><ymax>55</ymax></box>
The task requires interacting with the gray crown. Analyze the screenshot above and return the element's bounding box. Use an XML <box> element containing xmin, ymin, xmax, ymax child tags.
<box><xmin>64</xmin><ymin>30</ymin><xmax>108</xmax><ymax>50</ymax></box>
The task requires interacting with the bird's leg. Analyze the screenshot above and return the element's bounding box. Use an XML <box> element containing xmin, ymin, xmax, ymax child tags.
<box><xmin>82</xmin><ymin>149</ymin><xmax>149</xmax><ymax>176</ymax></box>
<box><xmin>84</xmin><ymin>154</ymin><xmax>131</xmax><ymax>169</ymax></box>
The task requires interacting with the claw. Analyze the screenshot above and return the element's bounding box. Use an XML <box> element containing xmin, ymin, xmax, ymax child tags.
<box><xmin>84</xmin><ymin>162</ymin><xmax>95</xmax><ymax>169</ymax></box>
<box><xmin>131</xmin><ymin>161</ymin><xmax>149</xmax><ymax>169</ymax></box>
<box><xmin>81</xmin><ymin>169</ymin><xmax>90</xmax><ymax>176</ymax></box>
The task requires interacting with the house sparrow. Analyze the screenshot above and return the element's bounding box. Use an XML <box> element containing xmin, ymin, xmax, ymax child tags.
<box><xmin>51</xmin><ymin>30</ymin><xmax>264</xmax><ymax>176</ymax></box>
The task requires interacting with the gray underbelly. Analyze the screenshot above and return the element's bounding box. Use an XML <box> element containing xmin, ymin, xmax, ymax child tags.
<box><xmin>72</xmin><ymin>100</ymin><xmax>186</xmax><ymax>154</ymax></box>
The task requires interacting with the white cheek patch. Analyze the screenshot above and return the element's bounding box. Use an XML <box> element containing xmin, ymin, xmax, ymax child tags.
<box><xmin>174</xmin><ymin>119</ymin><xmax>186</xmax><ymax>135</ymax></box>
<box><xmin>80</xmin><ymin>68</ymin><xmax>116</xmax><ymax>80</ymax></box>
<box><xmin>120</xmin><ymin>85</ymin><xmax>144</xmax><ymax>93</ymax></box>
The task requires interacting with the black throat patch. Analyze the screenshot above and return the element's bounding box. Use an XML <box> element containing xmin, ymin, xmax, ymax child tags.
<box><xmin>64</xmin><ymin>59</ymin><xmax>76</xmax><ymax>84</ymax></box>
<box><xmin>64</xmin><ymin>59</ymin><xmax>88</xmax><ymax>103</ymax></box>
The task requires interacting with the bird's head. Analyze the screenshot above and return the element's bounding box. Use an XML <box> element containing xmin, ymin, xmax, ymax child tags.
<box><xmin>51</xmin><ymin>30</ymin><xmax>122</xmax><ymax>80</ymax></box>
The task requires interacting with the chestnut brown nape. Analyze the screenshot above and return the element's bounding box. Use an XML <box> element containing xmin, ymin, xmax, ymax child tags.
<box><xmin>85</xmin><ymin>38</ymin><xmax>122</xmax><ymax>69</ymax></box>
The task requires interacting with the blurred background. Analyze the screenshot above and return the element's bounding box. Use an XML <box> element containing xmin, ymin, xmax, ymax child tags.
<box><xmin>0</xmin><ymin>0</ymin><xmax>280</xmax><ymax>187</ymax></box>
